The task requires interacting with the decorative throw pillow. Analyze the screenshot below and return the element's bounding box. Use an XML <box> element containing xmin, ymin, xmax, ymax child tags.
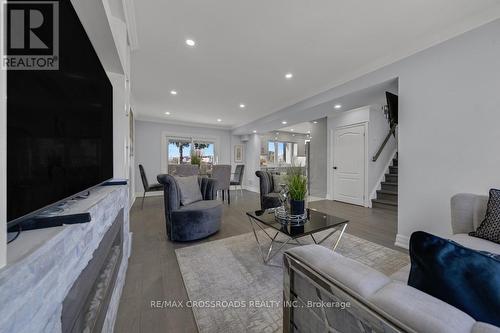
<box><xmin>174</xmin><ymin>176</ymin><xmax>202</xmax><ymax>205</ymax></box>
<box><xmin>469</xmin><ymin>189</ymin><xmax>500</xmax><ymax>244</ymax></box>
<box><xmin>273</xmin><ymin>174</ymin><xmax>287</xmax><ymax>193</ymax></box>
<box><xmin>408</xmin><ymin>231</ymin><xmax>500</xmax><ymax>326</ymax></box>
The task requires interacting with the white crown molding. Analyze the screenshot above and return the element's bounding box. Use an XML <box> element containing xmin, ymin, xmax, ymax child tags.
<box><xmin>134</xmin><ymin>114</ymin><xmax>233</xmax><ymax>130</ymax></box>
<box><xmin>122</xmin><ymin>0</ymin><xmax>139</xmax><ymax>51</ymax></box>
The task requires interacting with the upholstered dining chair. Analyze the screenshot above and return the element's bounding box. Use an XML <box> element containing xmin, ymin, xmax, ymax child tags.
<box><xmin>139</xmin><ymin>164</ymin><xmax>163</xmax><ymax>209</ymax></box>
<box><xmin>230</xmin><ymin>165</ymin><xmax>245</xmax><ymax>195</ymax></box>
<box><xmin>211</xmin><ymin>165</ymin><xmax>231</xmax><ymax>204</ymax></box>
<box><xmin>168</xmin><ymin>164</ymin><xmax>199</xmax><ymax>176</ymax></box>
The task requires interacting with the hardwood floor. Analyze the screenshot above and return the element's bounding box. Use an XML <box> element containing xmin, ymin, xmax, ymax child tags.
<box><xmin>115</xmin><ymin>191</ymin><xmax>402</xmax><ymax>333</ymax></box>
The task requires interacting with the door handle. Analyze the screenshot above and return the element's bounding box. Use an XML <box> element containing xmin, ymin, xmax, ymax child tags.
<box><xmin>333</xmin><ymin>166</ymin><xmax>338</xmax><ymax>170</ymax></box>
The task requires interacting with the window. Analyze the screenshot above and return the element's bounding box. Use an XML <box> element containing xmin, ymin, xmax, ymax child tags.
<box><xmin>268</xmin><ymin>141</ymin><xmax>297</xmax><ymax>165</ymax></box>
<box><xmin>168</xmin><ymin>140</ymin><xmax>192</xmax><ymax>164</ymax></box>
<box><xmin>268</xmin><ymin>141</ymin><xmax>276</xmax><ymax>164</ymax></box>
<box><xmin>193</xmin><ymin>141</ymin><xmax>215</xmax><ymax>165</ymax></box>
<box><xmin>167</xmin><ymin>138</ymin><xmax>215</xmax><ymax>165</ymax></box>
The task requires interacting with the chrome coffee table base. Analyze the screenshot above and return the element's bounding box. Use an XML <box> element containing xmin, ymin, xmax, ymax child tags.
<box><xmin>248</xmin><ymin>215</ymin><xmax>348</xmax><ymax>265</ymax></box>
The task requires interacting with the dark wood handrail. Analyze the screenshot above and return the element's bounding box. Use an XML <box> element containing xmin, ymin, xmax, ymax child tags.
<box><xmin>372</xmin><ymin>125</ymin><xmax>396</xmax><ymax>162</ymax></box>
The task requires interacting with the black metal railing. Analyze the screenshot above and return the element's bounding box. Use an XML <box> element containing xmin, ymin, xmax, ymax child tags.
<box><xmin>372</xmin><ymin>125</ymin><xmax>396</xmax><ymax>162</ymax></box>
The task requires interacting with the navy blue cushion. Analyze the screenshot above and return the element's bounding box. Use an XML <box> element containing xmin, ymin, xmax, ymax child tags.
<box><xmin>408</xmin><ymin>231</ymin><xmax>500</xmax><ymax>326</ymax></box>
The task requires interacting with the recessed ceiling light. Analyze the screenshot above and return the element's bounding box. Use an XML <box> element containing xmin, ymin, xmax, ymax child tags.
<box><xmin>334</xmin><ymin>104</ymin><xmax>342</xmax><ymax>109</ymax></box>
<box><xmin>285</xmin><ymin>73</ymin><xmax>293</xmax><ymax>79</ymax></box>
<box><xmin>281</xmin><ymin>121</ymin><xmax>287</xmax><ymax>125</ymax></box>
<box><xmin>216</xmin><ymin>118</ymin><xmax>222</xmax><ymax>122</ymax></box>
<box><xmin>170</xmin><ymin>90</ymin><xmax>178</xmax><ymax>95</ymax></box>
<box><xmin>252</xmin><ymin>130</ymin><xmax>257</xmax><ymax>133</ymax></box>
<box><xmin>307</xmin><ymin>130</ymin><xmax>311</xmax><ymax>134</ymax></box>
<box><xmin>292</xmin><ymin>134</ymin><xmax>295</xmax><ymax>137</ymax></box>
<box><xmin>165</xmin><ymin>111</ymin><xmax>171</xmax><ymax>115</ymax></box>
<box><xmin>185</xmin><ymin>39</ymin><xmax>196</xmax><ymax>47</ymax></box>
<box><xmin>239</xmin><ymin>104</ymin><xmax>245</xmax><ymax>109</ymax></box>
<box><xmin>290</xmin><ymin>129</ymin><xmax>294</xmax><ymax>131</ymax></box>
<box><xmin>313</xmin><ymin>121</ymin><xmax>318</xmax><ymax>124</ymax></box>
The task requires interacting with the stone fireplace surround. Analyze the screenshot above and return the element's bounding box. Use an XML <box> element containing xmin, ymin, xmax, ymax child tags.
<box><xmin>0</xmin><ymin>185</ymin><xmax>131</xmax><ymax>332</ymax></box>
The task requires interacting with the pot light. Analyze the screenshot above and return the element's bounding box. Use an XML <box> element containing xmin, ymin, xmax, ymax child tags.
<box><xmin>170</xmin><ymin>90</ymin><xmax>178</xmax><ymax>95</ymax></box>
<box><xmin>185</xmin><ymin>39</ymin><xmax>196</xmax><ymax>47</ymax></box>
<box><xmin>217</xmin><ymin>118</ymin><xmax>222</xmax><ymax>122</ymax></box>
<box><xmin>165</xmin><ymin>112</ymin><xmax>171</xmax><ymax>115</ymax></box>
<box><xmin>313</xmin><ymin>121</ymin><xmax>318</xmax><ymax>124</ymax></box>
<box><xmin>253</xmin><ymin>130</ymin><xmax>257</xmax><ymax>133</ymax></box>
<box><xmin>239</xmin><ymin>104</ymin><xmax>245</xmax><ymax>109</ymax></box>
<box><xmin>285</xmin><ymin>73</ymin><xmax>293</xmax><ymax>79</ymax></box>
<box><xmin>307</xmin><ymin>130</ymin><xmax>311</xmax><ymax>134</ymax></box>
<box><xmin>290</xmin><ymin>129</ymin><xmax>294</xmax><ymax>131</ymax></box>
<box><xmin>334</xmin><ymin>104</ymin><xmax>342</xmax><ymax>109</ymax></box>
<box><xmin>281</xmin><ymin>121</ymin><xmax>287</xmax><ymax>125</ymax></box>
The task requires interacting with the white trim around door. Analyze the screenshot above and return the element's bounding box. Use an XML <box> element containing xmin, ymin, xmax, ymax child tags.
<box><xmin>332</xmin><ymin>122</ymin><xmax>369</xmax><ymax>207</ymax></box>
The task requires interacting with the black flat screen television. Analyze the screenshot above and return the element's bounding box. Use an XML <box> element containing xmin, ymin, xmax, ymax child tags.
<box><xmin>386</xmin><ymin>92</ymin><xmax>398</xmax><ymax>126</ymax></box>
<box><xmin>7</xmin><ymin>0</ymin><xmax>113</xmax><ymax>227</ymax></box>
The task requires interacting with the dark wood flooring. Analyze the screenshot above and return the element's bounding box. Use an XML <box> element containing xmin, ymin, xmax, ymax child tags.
<box><xmin>115</xmin><ymin>191</ymin><xmax>401</xmax><ymax>333</ymax></box>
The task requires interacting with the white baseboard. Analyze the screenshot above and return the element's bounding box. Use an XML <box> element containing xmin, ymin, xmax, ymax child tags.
<box><xmin>395</xmin><ymin>234</ymin><xmax>410</xmax><ymax>249</ymax></box>
<box><xmin>128</xmin><ymin>232</ymin><xmax>133</xmax><ymax>259</ymax></box>
<box><xmin>134</xmin><ymin>191</ymin><xmax>163</xmax><ymax>198</ymax></box>
<box><xmin>130</xmin><ymin>194</ymin><xmax>136</xmax><ymax>210</ymax></box>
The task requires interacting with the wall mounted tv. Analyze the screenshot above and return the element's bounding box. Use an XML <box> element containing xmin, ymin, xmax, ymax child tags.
<box><xmin>7</xmin><ymin>1</ymin><xmax>113</xmax><ymax>228</ymax></box>
<box><xmin>385</xmin><ymin>92</ymin><xmax>398</xmax><ymax>126</ymax></box>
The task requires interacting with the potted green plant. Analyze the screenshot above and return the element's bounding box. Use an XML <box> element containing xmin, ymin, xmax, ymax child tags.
<box><xmin>287</xmin><ymin>166</ymin><xmax>307</xmax><ymax>215</ymax></box>
<box><xmin>190</xmin><ymin>154</ymin><xmax>201</xmax><ymax>166</ymax></box>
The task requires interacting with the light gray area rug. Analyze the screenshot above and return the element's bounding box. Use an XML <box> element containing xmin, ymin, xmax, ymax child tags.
<box><xmin>175</xmin><ymin>230</ymin><xmax>409</xmax><ymax>333</ymax></box>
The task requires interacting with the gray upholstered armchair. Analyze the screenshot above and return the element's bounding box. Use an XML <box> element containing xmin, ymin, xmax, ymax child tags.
<box><xmin>157</xmin><ymin>174</ymin><xmax>222</xmax><ymax>241</ymax></box>
<box><xmin>255</xmin><ymin>170</ymin><xmax>282</xmax><ymax>210</ymax></box>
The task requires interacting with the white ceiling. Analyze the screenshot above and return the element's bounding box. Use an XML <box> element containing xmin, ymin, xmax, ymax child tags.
<box><xmin>279</xmin><ymin>122</ymin><xmax>313</xmax><ymax>135</ymax></box>
<box><xmin>130</xmin><ymin>0</ymin><xmax>500</xmax><ymax>128</ymax></box>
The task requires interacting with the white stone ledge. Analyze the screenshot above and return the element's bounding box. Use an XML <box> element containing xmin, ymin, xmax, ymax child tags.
<box><xmin>0</xmin><ymin>185</ymin><xmax>131</xmax><ymax>333</ymax></box>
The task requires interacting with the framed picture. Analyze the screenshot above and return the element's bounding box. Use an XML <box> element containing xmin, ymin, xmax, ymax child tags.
<box><xmin>234</xmin><ymin>144</ymin><xmax>244</xmax><ymax>163</ymax></box>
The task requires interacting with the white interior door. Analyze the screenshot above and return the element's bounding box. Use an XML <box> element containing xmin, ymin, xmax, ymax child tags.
<box><xmin>333</xmin><ymin>124</ymin><xmax>366</xmax><ymax>206</ymax></box>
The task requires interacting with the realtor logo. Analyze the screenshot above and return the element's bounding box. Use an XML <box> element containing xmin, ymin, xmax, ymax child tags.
<box><xmin>2</xmin><ymin>0</ymin><xmax>59</xmax><ymax>70</ymax></box>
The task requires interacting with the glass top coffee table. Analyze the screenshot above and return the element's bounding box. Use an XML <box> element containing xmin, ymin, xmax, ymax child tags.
<box><xmin>246</xmin><ymin>208</ymin><xmax>349</xmax><ymax>264</ymax></box>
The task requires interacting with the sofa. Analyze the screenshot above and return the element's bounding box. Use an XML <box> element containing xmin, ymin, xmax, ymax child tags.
<box><xmin>157</xmin><ymin>174</ymin><xmax>222</xmax><ymax>241</ymax></box>
<box><xmin>283</xmin><ymin>193</ymin><xmax>500</xmax><ymax>333</ymax></box>
<box><xmin>255</xmin><ymin>170</ymin><xmax>282</xmax><ymax>210</ymax></box>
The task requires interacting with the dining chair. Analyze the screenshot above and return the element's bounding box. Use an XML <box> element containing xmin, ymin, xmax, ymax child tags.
<box><xmin>230</xmin><ymin>165</ymin><xmax>245</xmax><ymax>196</ymax></box>
<box><xmin>211</xmin><ymin>165</ymin><xmax>231</xmax><ymax>204</ymax></box>
<box><xmin>139</xmin><ymin>164</ymin><xmax>163</xmax><ymax>209</ymax></box>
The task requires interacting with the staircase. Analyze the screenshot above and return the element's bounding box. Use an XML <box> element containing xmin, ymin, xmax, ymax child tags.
<box><xmin>372</xmin><ymin>156</ymin><xmax>398</xmax><ymax>211</ymax></box>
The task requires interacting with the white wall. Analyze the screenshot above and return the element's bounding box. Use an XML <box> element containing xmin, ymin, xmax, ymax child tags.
<box><xmin>243</xmin><ymin>134</ymin><xmax>261</xmax><ymax>192</ymax></box>
<box><xmin>134</xmin><ymin>120</ymin><xmax>234</xmax><ymax>194</ymax></box>
<box><xmin>235</xmin><ymin>19</ymin><xmax>500</xmax><ymax>247</ymax></box>
<box><xmin>0</xmin><ymin>65</ymin><xmax>6</xmax><ymax>268</ymax></box>
<box><xmin>108</xmin><ymin>72</ymin><xmax>129</xmax><ymax>179</ymax></box>
<box><xmin>395</xmin><ymin>20</ymin><xmax>500</xmax><ymax>245</ymax></box>
<box><xmin>309</xmin><ymin>118</ymin><xmax>327</xmax><ymax>197</ymax></box>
